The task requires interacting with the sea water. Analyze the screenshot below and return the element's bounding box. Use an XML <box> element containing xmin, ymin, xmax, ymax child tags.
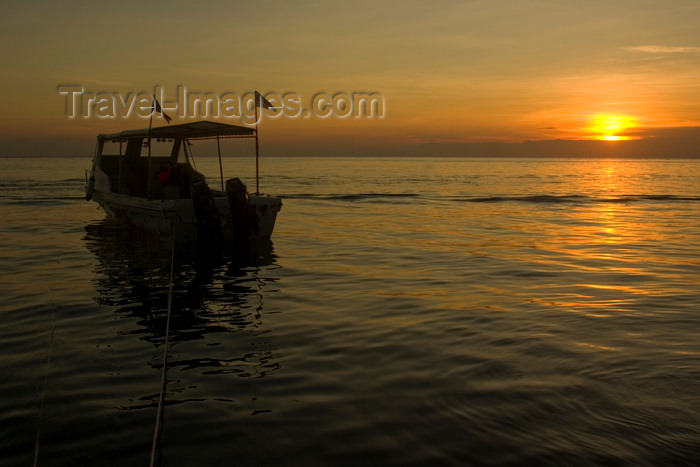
<box><xmin>1</xmin><ymin>156</ymin><xmax>699</xmax><ymax>466</ymax></box>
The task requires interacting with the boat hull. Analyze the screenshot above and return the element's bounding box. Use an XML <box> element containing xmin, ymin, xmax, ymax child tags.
<box><xmin>91</xmin><ymin>190</ymin><xmax>282</xmax><ymax>242</ymax></box>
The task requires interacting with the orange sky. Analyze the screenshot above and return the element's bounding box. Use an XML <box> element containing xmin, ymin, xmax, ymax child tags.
<box><xmin>1</xmin><ymin>0</ymin><xmax>700</xmax><ymax>157</ymax></box>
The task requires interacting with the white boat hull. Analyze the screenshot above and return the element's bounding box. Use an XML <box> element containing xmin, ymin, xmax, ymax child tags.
<box><xmin>92</xmin><ymin>189</ymin><xmax>282</xmax><ymax>242</ymax></box>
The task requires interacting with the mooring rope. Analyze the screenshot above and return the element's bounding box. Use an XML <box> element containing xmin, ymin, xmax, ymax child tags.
<box><xmin>149</xmin><ymin>228</ymin><xmax>177</xmax><ymax>467</ymax></box>
<box><xmin>33</xmin><ymin>316</ymin><xmax>56</xmax><ymax>467</ymax></box>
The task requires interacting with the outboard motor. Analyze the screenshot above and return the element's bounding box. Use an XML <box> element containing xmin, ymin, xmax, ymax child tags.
<box><xmin>226</xmin><ymin>178</ymin><xmax>258</xmax><ymax>239</ymax></box>
<box><xmin>191</xmin><ymin>180</ymin><xmax>221</xmax><ymax>239</ymax></box>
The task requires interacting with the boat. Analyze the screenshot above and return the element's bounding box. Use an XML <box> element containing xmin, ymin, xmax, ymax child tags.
<box><xmin>85</xmin><ymin>120</ymin><xmax>282</xmax><ymax>244</ymax></box>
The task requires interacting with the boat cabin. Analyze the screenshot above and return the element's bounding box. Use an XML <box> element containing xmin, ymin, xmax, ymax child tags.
<box><xmin>93</xmin><ymin>121</ymin><xmax>256</xmax><ymax>200</ymax></box>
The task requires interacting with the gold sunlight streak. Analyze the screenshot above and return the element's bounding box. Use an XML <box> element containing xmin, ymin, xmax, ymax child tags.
<box><xmin>588</xmin><ymin>115</ymin><xmax>638</xmax><ymax>141</ymax></box>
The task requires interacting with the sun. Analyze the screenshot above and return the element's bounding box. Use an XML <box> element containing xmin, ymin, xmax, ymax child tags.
<box><xmin>588</xmin><ymin>115</ymin><xmax>637</xmax><ymax>141</ymax></box>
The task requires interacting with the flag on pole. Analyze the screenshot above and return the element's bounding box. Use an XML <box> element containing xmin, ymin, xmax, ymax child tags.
<box><xmin>255</xmin><ymin>91</ymin><xmax>275</xmax><ymax>110</ymax></box>
<box><xmin>151</xmin><ymin>95</ymin><xmax>172</xmax><ymax>123</ymax></box>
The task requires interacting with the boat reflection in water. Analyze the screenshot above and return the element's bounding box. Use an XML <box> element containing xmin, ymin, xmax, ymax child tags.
<box><xmin>83</xmin><ymin>218</ymin><xmax>283</xmax><ymax>415</ymax></box>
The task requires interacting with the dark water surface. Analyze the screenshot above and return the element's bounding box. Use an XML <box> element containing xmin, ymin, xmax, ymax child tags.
<box><xmin>1</xmin><ymin>157</ymin><xmax>699</xmax><ymax>466</ymax></box>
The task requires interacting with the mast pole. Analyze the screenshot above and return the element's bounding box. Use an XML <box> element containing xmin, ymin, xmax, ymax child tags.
<box><xmin>217</xmin><ymin>136</ymin><xmax>224</xmax><ymax>191</ymax></box>
<box><xmin>148</xmin><ymin>112</ymin><xmax>153</xmax><ymax>199</ymax></box>
<box><xmin>255</xmin><ymin>102</ymin><xmax>260</xmax><ymax>195</ymax></box>
<box><xmin>118</xmin><ymin>140</ymin><xmax>123</xmax><ymax>194</ymax></box>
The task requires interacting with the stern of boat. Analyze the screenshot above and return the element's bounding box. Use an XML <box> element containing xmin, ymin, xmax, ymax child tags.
<box><xmin>250</xmin><ymin>195</ymin><xmax>283</xmax><ymax>239</ymax></box>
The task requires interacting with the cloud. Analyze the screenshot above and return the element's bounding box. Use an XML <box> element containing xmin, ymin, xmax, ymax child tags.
<box><xmin>626</xmin><ymin>45</ymin><xmax>700</xmax><ymax>54</ymax></box>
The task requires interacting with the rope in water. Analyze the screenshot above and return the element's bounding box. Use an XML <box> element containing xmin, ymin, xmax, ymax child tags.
<box><xmin>33</xmin><ymin>317</ymin><xmax>56</xmax><ymax>467</ymax></box>
<box><xmin>149</xmin><ymin>227</ymin><xmax>176</xmax><ymax>467</ymax></box>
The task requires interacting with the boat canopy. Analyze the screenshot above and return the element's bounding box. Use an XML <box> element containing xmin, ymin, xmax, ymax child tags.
<box><xmin>98</xmin><ymin>120</ymin><xmax>255</xmax><ymax>141</ymax></box>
